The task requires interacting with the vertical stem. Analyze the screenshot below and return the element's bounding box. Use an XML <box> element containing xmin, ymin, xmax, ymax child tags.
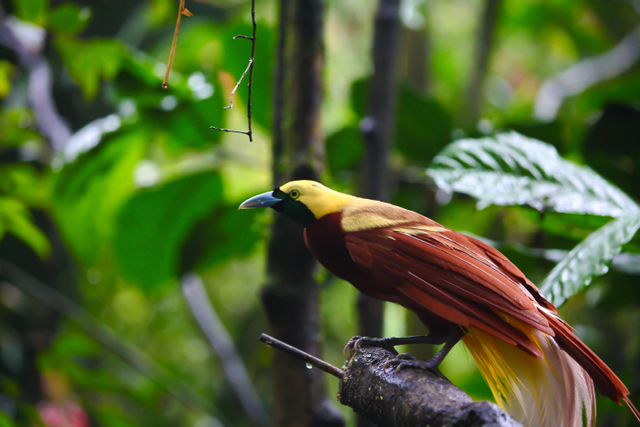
<box><xmin>361</xmin><ymin>0</ymin><xmax>402</xmax><ymax>203</ymax></box>
<box><xmin>181</xmin><ymin>274</ymin><xmax>268</xmax><ymax>427</ymax></box>
<box><xmin>358</xmin><ymin>1</ymin><xmax>402</xmax><ymax>425</ymax></box>
<box><xmin>263</xmin><ymin>1</ymin><xmax>343</xmax><ymax>426</ymax></box>
<box><xmin>463</xmin><ymin>0</ymin><xmax>503</xmax><ymax>127</ymax></box>
<box><xmin>246</xmin><ymin>0</ymin><xmax>256</xmax><ymax>141</ymax></box>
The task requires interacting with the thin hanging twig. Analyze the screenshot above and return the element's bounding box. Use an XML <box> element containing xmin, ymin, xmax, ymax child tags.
<box><xmin>210</xmin><ymin>0</ymin><xmax>256</xmax><ymax>142</ymax></box>
<box><xmin>162</xmin><ymin>0</ymin><xmax>193</xmax><ymax>90</ymax></box>
<box><xmin>259</xmin><ymin>334</ymin><xmax>345</xmax><ymax>379</ymax></box>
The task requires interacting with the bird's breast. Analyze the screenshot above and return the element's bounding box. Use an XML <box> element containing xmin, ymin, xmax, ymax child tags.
<box><xmin>304</xmin><ymin>212</ymin><xmax>358</xmax><ymax>282</ymax></box>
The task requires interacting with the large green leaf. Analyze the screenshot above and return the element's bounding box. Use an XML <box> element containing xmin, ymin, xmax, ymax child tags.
<box><xmin>180</xmin><ymin>203</ymin><xmax>263</xmax><ymax>274</ymax></box>
<box><xmin>396</xmin><ymin>86</ymin><xmax>452</xmax><ymax>165</ymax></box>
<box><xmin>12</xmin><ymin>0</ymin><xmax>49</xmax><ymax>26</ymax></box>
<box><xmin>52</xmin><ymin>131</ymin><xmax>147</xmax><ymax>263</ymax></box>
<box><xmin>113</xmin><ymin>171</ymin><xmax>224</xmax><ymax>290</ymax></box>
<box><xmin>54</xmin><ymin>37</ymin><xmax>126</xmax><ymax>99</ymax></box>
<box><xmin>427</xmin><ymin>132</ymin><xmax>638</xmax><ymax>218</ymax></box>
<box><xmin>0</xmin><ymin>197</ymin><xmax>50</xmax><ymax>258</ymax></box>
<box><xmin>49</xmin><ymin>3</ymin><xmax>91</xmax><ymax>36</ymax></box>
<box><xmin>540</xmin><ymin>213</ymin><xmax>640</xmax><ymax>307</ymax></box>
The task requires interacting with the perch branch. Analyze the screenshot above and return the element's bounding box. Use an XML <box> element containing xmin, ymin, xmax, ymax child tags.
<box><xmin>162</xmin><ymin>0</ymin><xmax>193</xmax><ymax>89</ymax></box>
<box><xmin>260</xmin><ymin>334</ymin><xmax>521</xmax><ymax>427</ymax></box>
<box><xmin>260</xmin><ymin>334</ymin><xmax>344</xmax><ymax>379</ymax></box>
<box><xmin>340</xmin><ymin>346</ymin><xmax>523</xmax><ymax>427</ymax></box>
<box><xmin>210</xmin><ymin>0</ymin><xmax>257</xmax><ymax>141</ymax></box>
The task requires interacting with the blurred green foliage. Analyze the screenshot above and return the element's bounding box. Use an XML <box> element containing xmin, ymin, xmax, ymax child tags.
<box><xmin>0</xmin><ymin>0</ymin><xmax>639</xmax><ymax>426</ymax></box>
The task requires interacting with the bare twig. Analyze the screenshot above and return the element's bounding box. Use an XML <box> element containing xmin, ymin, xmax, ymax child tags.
<box><xmin>534</xmin><ymin>24</ymin><xmax>640</xmax><ymax>121</ymax></box>
<box><xmin>223</xmin><ymin>58</ymin><xmax>254</xmax><ymax>110</ymax></box>
<box><xmin>181</xmin><ymin>274</ymin><xmax>269</xmax><ymax>427</ymax></box>
<box><xmin>162</xmin><ymin>0</ymin><xmax>193</xmax><ymax>89</ymax></box>
<box><xmin>0</xmin><ymin>259</ymin><xmax>222</xmax><ymax>422</ymax></box>
<box><xmin>210</xmin><ymin>0</ymin><xmax>256</xmax><ymax>142</ymax></box>
<box><xmin>260</xmin><ymin>334</ymin><xmax>345</xmax><ymax>379</ymax></box>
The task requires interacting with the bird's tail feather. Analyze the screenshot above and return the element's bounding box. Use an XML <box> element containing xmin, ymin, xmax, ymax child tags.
<box><xmin>463</xmin><ymin>324</ymin><xmax>596</xmax><ymax>427</ymax></box>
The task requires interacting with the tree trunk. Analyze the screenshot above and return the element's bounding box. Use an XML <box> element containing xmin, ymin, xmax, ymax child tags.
<box><xmin>357</xmin><ymin>1</ymin><xmax>402</xmax><ymax>425</ymax></box>
<box><xmin>263</xmin><ymin>1</ymin><xmax>344</xmax><ymax>426</ymax></box>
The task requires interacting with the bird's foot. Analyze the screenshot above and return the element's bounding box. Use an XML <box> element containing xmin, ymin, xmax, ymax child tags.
<box><xmin>343</xmin><ymin>336</ymin><xmax>399</xmax><ymax>358</ymax></box>
<box><xmin>383</xmin><ymin>353</ymin><xmax>441</xmax><ymax>373</ymax></box>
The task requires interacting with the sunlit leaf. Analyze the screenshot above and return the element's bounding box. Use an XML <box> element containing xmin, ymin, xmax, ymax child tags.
<box><xmin>0</xmin><ymin>61</ymin><xmax>13</xmax><ymax>99</ymax></box>
<box><xmin>54</xmin><ymin>37</ymin><xmax>126</xmax><ymax>99</ymax></box>
<box><xmin>0</xmin><ymin>197</ymin><xmax>50</xmax><ymax>258</ymax></box>
<box><xmin>52</xmin><ymin>131</ymin><xmax>147</xmax><ymax>263</ymax></box>
<box><xmin>12</xmin><ymin>0</ymin><xmax>49</xmax><ymax>26</ymax></box>
<box><xmin>114</xmin><ymin>171</ymin><xmax>224</xmax><ymax>290</ymax></box>
<box><xmin>427</xmin><ymin>132</ymin><xmax>638</xmax><ymax>217</ymax></box>
<box><xmin>540</xmin><ymin>213</ymin><xmax>640</xmax><ymax>307</ymax></box>
<box><xmin>0</xmin><ymin>108</ymin><xmax>43</xmax><ymax>146</ymax></box>
<box><xmin>49</xmin><ymin>3</ymin><xmax>91</xmax><ymax>36</ymax></box>
<box><xmin>0</xmin><ymin>410</ymin><xmax>17</xmax><ymax>427</ymax></box>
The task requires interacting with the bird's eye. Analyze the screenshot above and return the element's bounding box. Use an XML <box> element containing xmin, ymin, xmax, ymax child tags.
<box><xmin>290</xmin><ymin>189</ymin><xmax>300</xmax><ymax>199</ymax></box>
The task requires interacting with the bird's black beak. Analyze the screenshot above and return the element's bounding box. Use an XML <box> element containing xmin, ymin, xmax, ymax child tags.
<box><xmin>239</xmin><ymin>191</ymin><xmax>283</xmax><ymax>209</ymax></box>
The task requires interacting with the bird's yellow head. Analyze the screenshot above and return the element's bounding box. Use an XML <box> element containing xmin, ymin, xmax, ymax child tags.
<box><xmin>239</xmin><ymin>180</ymin><xmax>356</xmax><ymax>227</ymax></box>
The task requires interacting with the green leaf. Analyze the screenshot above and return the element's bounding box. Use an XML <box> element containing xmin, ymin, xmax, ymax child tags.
<box><xmin>325</xmin><ymin>127</ymin><xmax>363</xmax><ymax>174</ymax></box>
<box><xmin>180</xmin><ymin>203</ymin><xmax>263</xmax><ymax>274</ymax></box>
<box><xmin>540</xmin><ymin>213</ymin><xmax>640</xmax><ymax>307</ymax></box>
<box><xmin>114</xmin><ymin>171</ymin><xmax>224</xmax><ymax>290</ymax></box>
<box><xmin>0</xmin><ymin>197</ymin><xmax>50</xmax><ymax>258</ymax></box>
<box><xmin>427</xmin><ymin>132</ymin><xmax>638</xmax><ymax>218</ymax></box>
<box><xmin>49</xmin><ymin>4</ymin><xmax>91</xmax><ymax>36</ymax></box>
<box><xmin>52</xmin><ymin>131</ymin><xmax>147</xmax><ymax>263</ymax></box>
<box><xmin>12</xmin><ymin>0</ymin><xmax>49</xmax><ymax>25</ymax></box>
<box><xmin>54</xmin><ymin>37</ymin><xmax>126</xmax><ymax>99</ymax></box>
<box><xmin>0</xmin><ymin>61</ymin><xmax>13</xmax><ymax>98</ymax></box>
<box><xmin>0</xmin><ymin>410</ymin><xmax>17</xmax><ymax>427</ymax></box>
<box><xmin>396</xmin><ymin>86</ymin><xmax>452</xmax><ymax>165</ymax></box>
<box><xmin>0</xmin><ymin>108</ymin><xmax>43</xmax><ymax>147</ymax></box>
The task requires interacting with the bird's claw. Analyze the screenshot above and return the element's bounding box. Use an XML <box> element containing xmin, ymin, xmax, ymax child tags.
<box><xmin>383</xmin><ymin>353</ymin><xmax>440</xmax><ymax>373</ymax></box>
<box><xmin>343</xmin><ymin>336</ymin><xmax>399</xmax><ymax>359</ymax></box>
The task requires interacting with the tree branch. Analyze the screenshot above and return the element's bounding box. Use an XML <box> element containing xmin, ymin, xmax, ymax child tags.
<box><xmin>181</xmin><ymin>273</ymin><xmax>269</xmax><ymax>427</ymax></box>
<box><xmin>340</xmin><ymin>346</ymin><xmax>522</xmax><ymax>427</ymax></box>
<box><xmin>534</xmin><ymin>24</ymin><xmax>640</xmax><ymax>122</ymax></box>
<box><xmin>0</xmin><ymin>14</ymin><xmax>72</xmax><ymax>150</ymax></box>
<box><xmin>259</xmin><ymin>335</ymin><xmax>521</xmax><ymax>427</ymax></box>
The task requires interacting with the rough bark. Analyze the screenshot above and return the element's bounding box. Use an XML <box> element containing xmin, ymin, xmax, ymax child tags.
<box><xmin>357</xmin><ymin>2</ymin><xmax>402</xmax><ymax>424</ymax></box>
<box><xmin>262</xmin><ymin>0</ymin><xmax>343</xmax><ymax>426</ymax></box>
<box><xmin>339</xmin><ymin>346</ymin><xmax>523</xmax><ymax>427</ymax></box>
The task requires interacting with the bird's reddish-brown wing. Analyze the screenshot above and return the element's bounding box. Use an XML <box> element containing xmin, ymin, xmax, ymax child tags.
<box><xmin>344</xmin><ymin>223</ymin><xmax>554</xmax><ymax>358</ymax></box>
